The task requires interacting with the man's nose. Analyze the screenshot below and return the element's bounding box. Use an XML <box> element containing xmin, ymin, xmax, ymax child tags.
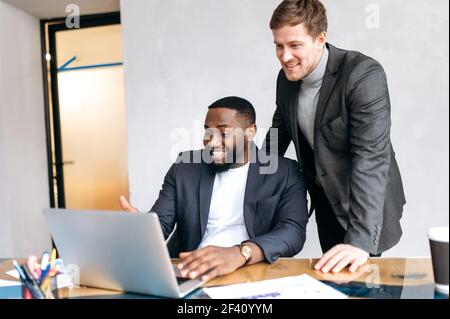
<box><xmin>280</xmin><ymin>49</ymin><xmax>293</xmax><ymax>63</ymax></box>
<box><xmin>205</xmin><ymin>134</ymin><xmax>222</xmax><ymax>148</ymax></box>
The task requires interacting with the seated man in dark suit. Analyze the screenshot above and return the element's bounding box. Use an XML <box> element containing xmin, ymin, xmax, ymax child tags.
<box><xmin>120</xmin><ymin>96</ymin><xmax>308</xmax><ymax>281</ymax></box>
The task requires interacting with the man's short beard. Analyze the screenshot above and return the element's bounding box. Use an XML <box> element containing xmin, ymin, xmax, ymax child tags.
<box><xmin>207</xmin><ymin>146</ymin><xmax>244</xmax><ymax>173</ymax></box>
<box><xmin>209</xmin><ymin>161</ymin><xmax>235</xmax><ymax>173</ymax></box>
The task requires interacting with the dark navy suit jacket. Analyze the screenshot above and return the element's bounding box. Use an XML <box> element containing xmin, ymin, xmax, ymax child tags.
<box><xmin>150</xmin><ymin>148</ymin><xmax>309</xmax><ymax>263</ymax></box>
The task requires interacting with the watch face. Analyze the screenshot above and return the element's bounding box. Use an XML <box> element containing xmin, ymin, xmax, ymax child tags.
<box><xmin>241</xmin><ymin>245</ymin><xmax>252</xmax><ymax>260</ymax></box>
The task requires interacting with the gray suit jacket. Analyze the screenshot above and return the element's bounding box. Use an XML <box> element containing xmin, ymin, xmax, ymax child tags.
<box><xmin>264</xmin><ymin>43</ymin><xmax>406</xmax><ymax>255</ymax></box>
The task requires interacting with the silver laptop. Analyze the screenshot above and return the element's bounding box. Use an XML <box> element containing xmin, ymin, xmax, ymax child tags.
<box><xmin>43</xmin><ymin>208</ymin><xmax>204</xmax><ymax>298</ymax></box>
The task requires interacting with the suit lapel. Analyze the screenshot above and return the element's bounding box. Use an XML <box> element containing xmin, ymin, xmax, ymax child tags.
<box><xmin>289</xmin><ymin>81</ymin><xmax>301</xmax><ymax>160</ymax></box>
<box><xmin>243</xmin><ymin>151</ymin><xmax>264</xmax><ymax>238</ymax></box>
<box><xmin>313</xmin><ymin>43</ymin><xmax>345</xmax><ymax>143</ymax></box>
<box><xmin>199</xmin><ymin>159</ymin><xmax>215</xmax><ymax>238</ymax></box>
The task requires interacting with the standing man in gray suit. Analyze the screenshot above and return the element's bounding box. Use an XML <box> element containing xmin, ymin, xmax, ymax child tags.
<box><xmin>264</xmin><ymin>0</ymin><xmax>406</xmax><ymax>273</ymax></box>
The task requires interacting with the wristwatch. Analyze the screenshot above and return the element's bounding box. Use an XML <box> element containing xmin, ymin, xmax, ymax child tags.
<box><xmin>238</xmin><ymin>243</ymin><xmax>253</xmax><ymax>265</ymax></box>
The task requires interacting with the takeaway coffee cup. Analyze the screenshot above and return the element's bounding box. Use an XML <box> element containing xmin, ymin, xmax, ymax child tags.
<box><xmin>428</xmin><ymin>226</ymin><xmax>449</xmax><ymax>295</ymax></box>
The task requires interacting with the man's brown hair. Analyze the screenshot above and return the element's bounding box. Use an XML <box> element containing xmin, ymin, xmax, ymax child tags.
<box><xmin>270</xmin><ymin>0</ymin><xmax>328</xmax><ymax>38</ymax></box>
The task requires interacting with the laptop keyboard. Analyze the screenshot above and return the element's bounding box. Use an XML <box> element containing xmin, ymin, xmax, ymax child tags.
<box><xmin>173</xmin><ymin>264</ymin><xmax>197</xmax><ymax>285</ymax></box>
<box><xmin>176</xmin><ymin>276</ymin><xmax>192</xmax><ymax>285</ymax></box>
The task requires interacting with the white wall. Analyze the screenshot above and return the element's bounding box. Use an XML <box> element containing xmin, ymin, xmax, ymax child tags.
<box><xmin>120</xmin><ymin>0</ymin><xmax>449</xmax><ymax>257</ymax></box>
<box><xmin>0</xmin><ymin>1</ymin><xmax>51</xmax><ymax>257</ymax></box>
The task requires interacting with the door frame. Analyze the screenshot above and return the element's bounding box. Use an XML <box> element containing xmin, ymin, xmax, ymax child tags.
<box><xmin>40</xmin><ymin>12</ymin><xmax>121</xmax><ymax>209</ymax></box>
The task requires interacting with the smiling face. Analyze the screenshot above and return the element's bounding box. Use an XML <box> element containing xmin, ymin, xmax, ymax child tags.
<box><xmin>203</xmin><ymin>108</ymin><xmax>256</xmax><ymax>170</ymax></box>
<box><xmin>273</xmin><ymin>23</ymin><xmax>327</xmax><ymax>82</ymax></box>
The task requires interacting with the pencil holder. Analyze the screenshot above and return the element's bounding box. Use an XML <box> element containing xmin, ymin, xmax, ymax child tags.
<box><xmin>21</xmin><ymin>276</ymin><xmax>60</xmax><ymax>299</ymax></box>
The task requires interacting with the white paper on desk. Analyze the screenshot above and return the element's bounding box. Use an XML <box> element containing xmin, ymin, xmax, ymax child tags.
<box><xmin>203</xmin><ymin>274</ymin><xmax>347</xmax><ymax>299</ymax></box>
<box><xmin>5</xmin><ymin>269</ymin><xmax>19</xmax><ymax>280</ymax></box>
<box><xmin>0</xmin><ymin>279</ymin><xmax>21</xmax><ymax>287</ymax></box>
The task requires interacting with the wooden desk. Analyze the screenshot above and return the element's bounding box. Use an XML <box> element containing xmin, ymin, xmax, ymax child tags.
<box><xmin>0</xmin><ymin>258</ymin><xmax>441</xmax><ymax>299</ymax></box>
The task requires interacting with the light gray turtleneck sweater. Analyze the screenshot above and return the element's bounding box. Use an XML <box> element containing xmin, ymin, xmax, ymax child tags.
<box><xmin>297</xmin><ymin>47</ymin><xmax>329</xmax><ymax>149</ymax></box>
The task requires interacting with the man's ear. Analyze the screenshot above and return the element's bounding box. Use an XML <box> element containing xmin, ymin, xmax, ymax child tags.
<box><xmin>318</xmin><ymin>31</ymin><xmax>327</xmax><ymax>47</ymax></box>
<box><xmin>245</xmin><ymin>124</ymin><xmax>257</xmax><ymax>142</ymax></box>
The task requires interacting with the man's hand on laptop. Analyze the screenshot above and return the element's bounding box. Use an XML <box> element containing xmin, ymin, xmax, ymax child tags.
<box><xmin>176</xmin><ymin>246</ymin><xmax>246</xmax><ymax>281</ymax></box>
<box><xmin>119</xmin><ymin>195</ymin><xmax>139</xmax><ymax>213</ymax></box>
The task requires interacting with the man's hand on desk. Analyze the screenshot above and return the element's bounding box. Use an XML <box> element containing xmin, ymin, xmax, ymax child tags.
<box><xmin>119</xmin><ymin>195</ymin><xmax>139</xmax><ymax>213</ymax></box>
<box><xmin>314</xmin><ymin>244</ymin><xmax>369</xmax><ymax>274</ymax></box>
<box><xmin>177</xmin><ymin>246</ymin><xmax>245</xmax><ymax>281</ymax></box>
<box><xmin>177</xmin><ymin>243</ymin><xmax>263</xmax><ymax>281</ymax></box>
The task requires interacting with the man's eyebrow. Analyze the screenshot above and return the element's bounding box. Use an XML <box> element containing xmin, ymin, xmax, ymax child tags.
<box><xmin>204</xmin><ymin>124</ymin><xmax>231</xmax><ymax>129</ymax></box>
<box><xmin>274</xmin><ymin>40</ymin><xmax>304</xmax><ymax>45</ymax></box>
